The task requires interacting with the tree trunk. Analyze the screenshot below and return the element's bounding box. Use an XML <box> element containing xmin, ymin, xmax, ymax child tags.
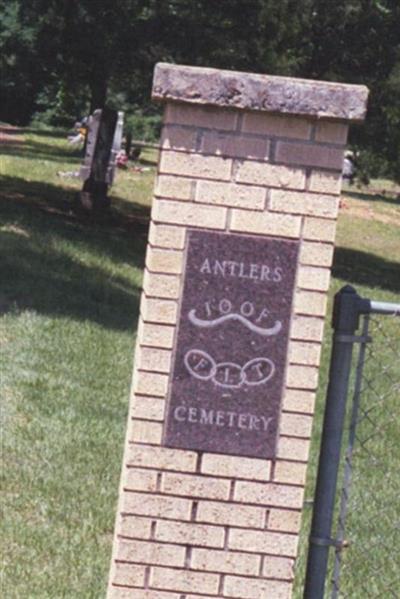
<box><xmin>90</xmin><ymin>77</ymin><xmax>108</xmax><ymax>113</ymax></box>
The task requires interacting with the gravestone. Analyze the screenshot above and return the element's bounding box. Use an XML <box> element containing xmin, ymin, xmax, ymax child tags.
<box><xmin>107</xmin><ymin>64</ymin><xmax>368</xmax><ymax>599</ymax></box>
<box><xmin>79</xmin><ymin>108</ymin><xmax>124</xmax><ymax>210</ymax></box>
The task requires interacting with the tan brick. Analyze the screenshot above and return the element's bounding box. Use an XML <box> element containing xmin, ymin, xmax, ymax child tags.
<box><xmin>165</xmin><ymin>102</ymin><xmax>238</xmax><ymax>130</ymax></box>
<box><xmin>143</xmin><ymin>270</ymin><xmax>180</xmax><ymax>299</ymax></box>
<box><xmin>277</xmin><ymin>437</ymin><xmax>310</xmax><ymax>461</ymax></box>
<box><xmin>152</xmin><ymin>199</ymin><xmax>227</xmax><ymax>230</ymax></box>
<box><xmin>113</xmin><ymin>562</ymin><xmax>146</xmax><ymax>587</ymax></box>
<box><xmin>289</xmin><ymin>340</ymin><xmax>322</xmax><ymax>366</ymax></box>
<box><xmin>109</xmin><ymin>589</ymin><xmax>180</xmax><ymax>599</ymax></box>
<box><xmin>268</xmin><ymin>509</ymin><xmax>302</xmax><ymax>533</ymax></box>
<box><xmin>315</xmin><ymin>122</ymin><xmax>348</xmax><ymax>145</ymax></box>
<box><xmin>162</xmin><ymin>472</ymin><xmax>230</xmax><ymax>500</ymax></box>
<box><xmin>283</xmin><ymin>388</ymin><xmax>316</xmax><ymax>414</ymax></box>
<box><xmin>150</xmin><ymin>566</ymin><xmax>220</xmax><ymax>595</ymax></box>
<box><xmin>263</xmin><ymin>556</ymin><xmax>295</xmax><ymax>580</ymax></box>
<box><xmin>117</xmin><ymin>539</ymin><xmax>185</xmax><ymax>567</ymax></box>
<box><xmin>126</xmin><ymin>444</ymin><xmax>197</xmax><ymax>472</ymax></box>
<box><xmin>281</xmin><ymin>412</ymin><xmax>313</xmax><ymax>438</ymax></box>
<box><xmin>196</xmin><ymin>500</ymin><xmax>265</xmax><ymax>529</ymax></box>
<box><xmin>122</xmin><ymin>491</ymin><xmax>192</xmax><ymax>520</ymax></box>
<box><xmin>298</xmin><ymin>265</ymin><xmax>331</xmax><ymax>292</ymax></box>
<box><xmin>160</xmin><ymin>150</ymin><xmax>232</xmax><ymax>180</ymax></box>
<box><xmin>201</xmin><ymin>130</ymin><xmax>269</xmax><ymax>160</ymax></box>
<box><xmin>124</xmin><ymin>468</ymin><xmax>158</xmax><ymax>492</ymax></box>
<box><xmin>291</xmin><ymin>315</ymin><xmax>325</xmax><ymax>342</ymax></box>
<box><xmin>309</xmin><ymin>170</ymin><xmax>342</xmax><ymax>195</ymax></box>
<box><xmin>234</xmin><ymin>481</ymin><xmax>303</xmax><ymax>509</ymax></box>
<box><xmin>230</xmin><ymin>209</ymin><xmax>301</xmax><ymax>238</ymax></box>
<box><xmin>196</xmin><ymin>180</ymin><xmax>266</xmax><ymax>209</ymax></box>
<box><xmin>133</xmin><ymin>370</ymin><xmax>169</xmax><ymax>397</ymax></box>
<box><xmin>300</xmin><ymin>241</ymin><xmax>334</xmax><ymax>267</ymax></box>
<box><xmin>138</xmin><ymin>321</ymin><xmax>175</xmax><ymax>349</ymax></box>
<box><xmin>224</xmin><ymin>576</ymin><xmax>292</xmax><ymax>599</ymax></box>
<box><xmin>146</xmin><ymin>247</ymin><xmax>183</xmax><ymax>274</ymax></box>
<box><xmin>130</xmin><ymin>419</ymin><xmax>163</xmax><ymax>444</ymax></box>
<box><xmin>149</xmin><ymin>222</ymin><xmax>186</xmax><ymax>249</ymax></box>
<box><xmin>119</xmin><ymin>515</ymin><xmax>152</xmax><ymax>539</ymax></box>
<box><xmin>161</xmin><ymin>126</ymin><xmax>197</xmax><ymax>152</ymax></box>
<box><xmin>276</xmin><ymin>141</ymin><xmax>343</xmax><ymax>170</ymax></box>
<box><xmin>236</xmin><ymin>160</ymin><xmax>306</xmax><ymax>189</ymax></box>
<box><xmin>286</xmin><ymin>364</ymin><xmax>319</xmax><ymax>390</ymax></box>
<box><xmin>155</xmin><ymin>520</ymin><xmax>225</xmax><ymax>548</ymax></box>
<box><xmin>269</xmin><ymin>189</ymin><xmax>338</xmax><ymax>218</ymax></box>
<box><xmin>141</xmin><ymin>297</ymin><xmax>177</xmax><ymax>325</ymax></box>
<box><xmin>136</xmin><ymin>346</ymin><xmax>172</xmax><ymax>373</ymax></box>
<box><xmin>294</xmin><ymin>290</ymin><xmax>327</xmax><ymax>317</ymax></box>
<box><xmin>155</xmin><ymin>174</ymin><xmax>193</xmax><ymax>201</ymax></box>
<box><xmin>201</xmin><ymin>453</ymin><xmax>271</xmax><ymax>481</ymax></box>
<box><xmin>274</xmin><ymin>461</ymin><xmax>307</xmax><ymax>485</ymax></box>
<box><xmin>242</xmin><ymin>112</ymin><xmax>312</xmax><ymax>140</ymax></box>
<box><xmin>229</xmin><ymin>528</ymin><xmax>298</xmax><ymax>557</ymax></box>
<box><xmin>303</xmin><ymin>216</ymin><xmax>337</xmax><ymax>242</ymax></box>
<box><xmin>108</xmin><ymin>588</ymin><xmax>130</xmax><ymax>599</ymax></box>
<box><xmin>192</xmin><ymin>547</ymin><xmax>260</xmax><ymax>576</ymax></box>
<box><xmin>131</xmin><ymin>396</ymin><xmax>165</xmax><ymax>421</ymax></box>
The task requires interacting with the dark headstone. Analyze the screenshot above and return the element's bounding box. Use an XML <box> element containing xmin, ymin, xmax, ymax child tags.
<box><xmin>78</xmin><ymin>108</ymin><xmax>123</xmax><ymax>211</ymax></box>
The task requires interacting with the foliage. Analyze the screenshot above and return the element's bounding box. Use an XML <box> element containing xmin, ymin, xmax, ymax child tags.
<box><xmin>124</xmin><ymin>111</ymin><xmax>162</xmax><ymax>143</ymax></box>
<box><xmin>0</xmin><ymin>0</ymin><xmax>399</xmax><ymax>178</ymax></box>
<box><xmin>0</xmin><ymin>0</ymin><xmax>42</xmax><ymax>124</ymax></box>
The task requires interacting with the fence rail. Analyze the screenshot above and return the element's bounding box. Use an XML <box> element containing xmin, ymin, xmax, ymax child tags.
<box><xmin>303</xmin><ymin>286</ymin><xmax>400</xmax><ymax>598</ymax></box>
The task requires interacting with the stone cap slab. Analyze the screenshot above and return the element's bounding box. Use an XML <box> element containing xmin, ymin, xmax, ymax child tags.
<box><xmin>152</xmin><ymin>63</ymin><xmax>369</xmax><ymax>122</ymax></box>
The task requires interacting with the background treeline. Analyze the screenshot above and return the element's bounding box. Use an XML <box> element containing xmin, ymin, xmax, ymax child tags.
<box><xmin>1</xmin><ymin>0</ymin><xmax>399</xmax><ymax>181</ymax></box>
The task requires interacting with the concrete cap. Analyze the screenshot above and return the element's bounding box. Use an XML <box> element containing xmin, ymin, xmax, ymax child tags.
<box><xmin>152</xmin><ymin>63</ymin><xmax>369</xmax><ymax>122</ymax></box>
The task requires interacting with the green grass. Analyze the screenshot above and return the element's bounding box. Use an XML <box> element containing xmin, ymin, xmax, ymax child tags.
<box><xmin>1</xmin><ymin>129</ymin><xmax>154</xmax><ymax>598</ymax></box>
<box><xmin>1</xmin><ymin>128</ymin><xmax>399</xmax><ymax>598</ymax></box>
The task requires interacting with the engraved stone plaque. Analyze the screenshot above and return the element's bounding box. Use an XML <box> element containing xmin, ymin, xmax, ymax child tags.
<box><xmin>164</xmin><ymin>230</ymin><xmax>299</xmax><ymax>458</ymax></box>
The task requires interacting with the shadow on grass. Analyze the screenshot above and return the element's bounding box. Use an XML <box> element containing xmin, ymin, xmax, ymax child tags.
<box><xmin>1</xmin><ymin>133</ymin><xmax>159</xmax><ymax>166</ymax></box>
<box><xmin>136</xmin><ymin>156</ymin><xmax>158</xmax><ymax>167</ymax></box>
<box><xmin>344</xmin><ymin>189</ymin><xmax>399</xmax><ymax>206</ymax></box>
<box><xmin>1</xmin><ymin>175</ymin><xmax>151</xmax><ymax>233</ymax></box>
<box><xmin>333</xmin><ymin>246</ymin><xmax>400</xmax><ymax>293</ymax></box>
<box><xmin>0</xmin><ymin>125</ymin><xmax>68</xmax><ymax>139</ymax></box>
<box><xmin>1</xmin><ymin>139</ymin><xmax>83</xmax><ymax>164</ymax></box>
<box><xmin>24</xmin><ymin>127</ymin><xmax>69</xmax><ymax>139</ymax></box>
<box><xmin>0</xmin><ymin>175</ymin><xmax>151</xmax><ymax>331</ymax></box>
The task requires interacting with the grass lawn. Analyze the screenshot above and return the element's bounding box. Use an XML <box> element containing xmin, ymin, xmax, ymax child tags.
<box><xmin>1</xmin><ymin>127</ymin><xmax>399</xmax><ymax>598</ymax></box>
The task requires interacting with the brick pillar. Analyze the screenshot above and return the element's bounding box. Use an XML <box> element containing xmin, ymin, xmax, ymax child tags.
<box><xmin>107</xmin><ymin>64</ymin><xmax>368</xmax><ymax>599</ymax></box>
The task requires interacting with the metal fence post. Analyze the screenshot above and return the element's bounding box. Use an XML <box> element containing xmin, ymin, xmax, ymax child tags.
<box><xmin>303</xmin><ymin>285</ymin><xmax>370</xmax><ymax>598</ymax></box>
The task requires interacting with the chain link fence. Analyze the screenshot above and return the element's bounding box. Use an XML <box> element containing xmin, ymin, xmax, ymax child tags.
<box><xmin>302</xmin><ymin>288</ymin><xmax>400</xmax><ymax>598</ymax></box>
<box><xmin>331</xmin><ymin>311</ymin><xmax>400</xmax><ymax>598</ymax></box>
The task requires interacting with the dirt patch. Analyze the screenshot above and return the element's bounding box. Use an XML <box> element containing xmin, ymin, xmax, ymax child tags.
<box><xmin>341</xmin><ymin>196</ymin><xmax>400</xmax><ymax>227</ymax></box>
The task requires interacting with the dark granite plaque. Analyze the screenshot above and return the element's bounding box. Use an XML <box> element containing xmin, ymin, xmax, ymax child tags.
<box><xmin>164</xmin><ymin>230</ymin><xmax>299</xmax><ymax>458</ymax></box>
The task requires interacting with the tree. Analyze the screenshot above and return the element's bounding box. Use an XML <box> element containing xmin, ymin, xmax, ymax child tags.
<box><xmin>0</xmin><ymin>0</ymin><xmax>44</xmax><ymax>124</ymax></box>
<box><xmin>1</xmin><ymin>0</ymin><xmax>399</xmax><ymax>180</ymax></box>
<box><xmin>301</xmin><ymin>0</ymin><xmax>400</xmax><ymax>181</ymax></box>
